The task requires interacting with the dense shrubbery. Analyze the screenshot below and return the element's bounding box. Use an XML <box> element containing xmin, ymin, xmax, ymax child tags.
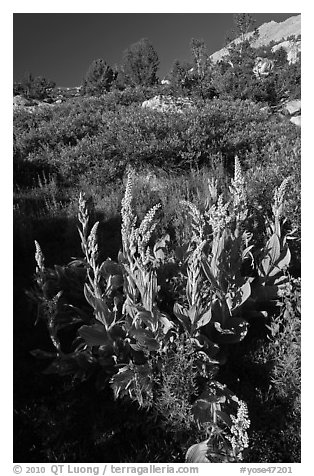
<box><xmin>14</xmin><ymin>96</ymin><xmax>300</xmax><ymax>189</ymax></box>
<box><xmin>212</xmin><ymin>44</ymin><xmax>300</xmax><ymax>104</ymax></box>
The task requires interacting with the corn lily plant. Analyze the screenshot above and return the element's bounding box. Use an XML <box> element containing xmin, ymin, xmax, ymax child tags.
<box><xmin>30</xmin><ymin>157</ymin><xmax>293</xmax><ymax>462</ymax></box>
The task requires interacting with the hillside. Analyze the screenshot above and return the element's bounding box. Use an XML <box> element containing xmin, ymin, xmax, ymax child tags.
<box><xmin>210</xmin><ymin>14</ymin><xmax>301</xmax><ymax>63</ymax></box>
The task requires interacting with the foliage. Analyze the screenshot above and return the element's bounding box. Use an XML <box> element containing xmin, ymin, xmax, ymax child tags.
<box><xmin>238</xmin><ymin>275</ymin><xmax>301</xmax><ymax>463</ymax></box>
<box><xmin>229</xmin><ymin>13</ymin><xmax>258</xmax><ymax>44</ymax></box>
<box><xmin>189</xmin><ymin>38</ymin><xmax>217</xmax><ymax>100</ymax></box>
<box><xmin>211</xmin><ymin>17</ymin><xmax>300</xmax><ymax>105</ymax></box>
<box><xmin>265</xmin><ymin>276</ymin><xmax>301</xmax><ymax>404</ymax></box>
<box><xmin>168</xmin><ymin>59</ymin><xmax>194</xmax><ymax>97</ymax></box>
<box><xmin>13</xmin><ymin>96</ymin><xmax>300</xmax><ymax>191</ymax></box>
<box><xmin>14</xmin><ymin>72</ymin><xmax>56</xmax><ymax>100</ymax></box>
<box><xmin>82</xmin><ymin>59</ymin><xmax>115</xmax><ymax>96</ymax></box>
<box><xmin>120</xmin><ymin>38</ymin><xmax>159</xmax><ymax>87</ymax></box>
<box><xmin>28</xmin><ymin>159</ymin><xmax>299</xmax><ymax>462</ymax></box>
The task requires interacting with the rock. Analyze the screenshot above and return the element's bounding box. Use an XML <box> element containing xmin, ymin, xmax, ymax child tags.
<box><xmin>142</xmin><ymin>95</ymin><xmax>195</xmax><ymax>113</ymax></box>
<box><xmin>281</xmin><ymin>99</ymin><xmax>301</xmax><ymax>127</ymax></box>
<box><xmin>284</xmin><ymin>99</ymin><xmax>301</xmax><ymax>116</ymax></box>
<box><xmin>290</xmin><ymin>115</ymin><xmax>301</xmax><ymax>127</ymax></box>
<box><xmin>13</xmin><ymin>95</ymin><xmax>32</xmax><ymax>107</ymax></box>
<box><xmin>210</xmin><ymin>14</ymin><xmax>300</xmax><ymax>63</ymax></box>
<box><xmin>253</xmin><ymin>57</ymin><xmax>274</xmax><ymax>78</ymax></box>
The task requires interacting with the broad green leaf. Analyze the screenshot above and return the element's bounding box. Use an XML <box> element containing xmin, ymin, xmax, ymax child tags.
<box><xmin>84</xmin><ymin>283</ymin><xmax>96</xmax><ymax>309</ymax></box>
<box><xmin>188</xmin><ymin>304</ymin><xmax>198</xmax><ymax>325</ymax></box>
<box><xmin>216</xmin><ymin>410</ymin><xmax>233</xmax><ymax>428</ymax></box>
<box><xmin>192</xmin><ymin>386</ymin><xmax>228</xmax><ymax>425</ymax></box>
<box><xmin>129</xmin><ymin>327</ymin><xmax>160</xmax><ymax>352</ymax></box>
<box><xmin>230</xmin><ymin>281</ymin><xmax>251</xmax><ymax>311</ymax></box>
<box><xmin>75</xmin><ymin>350</ymin><xmax>96</xmax><ymax>369</ymax></box>
<box><xmin>153</xmin><ymin>247</ymin><xmax>165</xmax><ymax>262</ymax></box>
<box><xmin>106</xmin><ymin>274</ymin><xmax>124</xmax><ymax>291</ymax></box>
<box><xmin>78</xmin><ymin>323</ymin><xmax>111</xmax><ymax>346</ymax></box>
<box><xmin>142</xmin><ymin>271</ymin><xmax>158</xmax><ymax>311</ymax></box>
<box><xmin>175</xmin><ymin>243</ymin><xmax>189</xmax><ymax>262</ymax></box>
<box><xmin>136</xmin><ymin>310</ymin><xmax>155</xmax><ymax>327</ymax></box>
<box><xmin>196</xmin><ymin>308</ymin><xmax>212</xmax><ymax>329</ymax></box>
<box><xmin>186</xmin><ymin>440</ymin><xmax>210</xmax><ymax>463</ymax></box>
<box><xmin>30</xmin><ymin>349</ymin><xmax>57</xmax><ymax>359</ymax></box>
<box><xmin>202</xmin><ymin>258</ymin><xmax>220</xmax><ymax>290</ymax></box>
<box><xmin>268</xmin><ymin>246</ymin><xmax>291</xmax><ymax>277</ymax></box>
<box><xmin>100</xmin><ymin>258</ymin><xmax>122</xmax><ymax>276</ymax></box>
<box><xmin>84</xmin><ymin>284</ymin><xmax>113</xmax><ymax>327</ymax></box>
<box><xmin>173</xmin><ymin>302</ymin><xmax>191</xmax><ymax>332</ymax></box>
<box><xmin>157</xmin><ymin>312</ymin><xmax>175</xmax><ymax>334</ymax></box>
<box><xmin>118</xmin><ymin>251</ymin><xmax>128</xmax><ymax>265</ymax></box>
<box><xmin>110</xmin><ymin>366</ymin><xmax>135</xmax><ymax>399</ymax></box>
<box><xmin>110</xmin><ymin>363</ymin><xmax>153</xmax><ymax>405</ymax></box>
<box><xmin>262</xmin><ymin>234</ymin><xmax>281</xmax><ymax>276</ymax></box>
<box><xmin>42</xmin><ymin>354</ymin><xmax>81</xmax><ymax>376</ymax></box>
<box><xmin>192</xmin><ymin>398</ymin><xmax>219</xmax><ymax>425</ymax></box>
<box><xmin>253</xmin><ymin>284</ymin><xmax>280</xmax><ymax>303</ymax></box>
<box><xmin>273</xmin><ymin>275</ymin><xmax>289</xmax><ymax>286</ymax></box>
<box><xmin>242</xmin><ymin>244</ymin><xmax>254</xmax><ymax>260</ymax></box>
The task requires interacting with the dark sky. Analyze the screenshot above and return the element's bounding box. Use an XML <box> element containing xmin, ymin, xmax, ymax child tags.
<box><xmin>13</xmin><ymin>13</ymin><xmax>299</xmax><ymax>87</ymax></box>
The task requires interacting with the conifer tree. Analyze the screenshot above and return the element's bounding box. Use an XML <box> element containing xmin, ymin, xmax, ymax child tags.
<box><xmin>190</xmin><ymin>38</ymin><xmax>216</xmax><ymax>100</ymax></box>
<box><xmin>82</xmin><ymin>59</ymin><xmax>115</xmax><ymax>96</ymax></box>
<box><xmin>121</xmin><ymin>38</ymin><xmax>159</xmax><ymax>87</ymax></box>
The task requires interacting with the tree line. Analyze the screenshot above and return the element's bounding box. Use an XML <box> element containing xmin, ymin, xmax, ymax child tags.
<box><xmin>13</xmin><ymin>14</ymin><xmax>300</xmax><ymax>105</ymax></box>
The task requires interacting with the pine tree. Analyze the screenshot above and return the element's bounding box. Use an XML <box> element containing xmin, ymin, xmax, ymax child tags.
<box><xmin>168</xmin><ymin>59</ymin><xmax>194</xmax><ymax>97</ymax></box>
<box><xmin>190</xmin><ymin>38</ymin><xmax>216</xmax><ymax>100</ymax></box>
<box><xmin>121</xmin><ymin>38</ymin><xmax>159</xmax><ymax>87</ymax></box>
<box><xmin>82</xmin><ymin>59</ymin><xmax>115</xmax><ymax>96</ymax></box>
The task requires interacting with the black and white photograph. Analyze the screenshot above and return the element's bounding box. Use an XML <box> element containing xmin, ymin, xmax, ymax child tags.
<box><xmin>12</xmin><ymin>4</ymin><xmax>303</xmax><ymax>469</ymax></box>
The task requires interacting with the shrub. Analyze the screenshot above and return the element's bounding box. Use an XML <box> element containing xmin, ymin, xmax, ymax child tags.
<box><xmin>14</xmin><ymin>96</ymin><xmax>300</xmax><ymax>190</ymax></box>
<box><xmin>29</xmin><ymin>159</ymin><xmax>298</xmax><ymax>462</ymax></box>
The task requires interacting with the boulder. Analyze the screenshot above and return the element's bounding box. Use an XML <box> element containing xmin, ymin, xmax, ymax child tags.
<box><xmin>290</xmin><ymin>115</ymin><xmax>301</xmax><ymax>127</ymax></box>
<box><xmin>142</xmin><ymin>95</ymin><xmax>195</xmax><ymax>113</ymax></box>
<box><xmin>253</xmin><ymin>57</ymin><xmax>274</xmax><ymax>78</ymax></box>
<box><xmin>13</xmin><ymin>95</ymin><xmax>32</xmax><ymax>107</ymax></box>
<box><xmin>284</xmin><ymin>99</ymin><xmax>301</xmax><ymax>116</ymax></box>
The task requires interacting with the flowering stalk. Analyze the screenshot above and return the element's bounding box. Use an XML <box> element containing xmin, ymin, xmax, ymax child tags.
<box><xmin>225</xmin><ymin>400</ymin><xmax>250</xmax><ymax>460</ymax></box>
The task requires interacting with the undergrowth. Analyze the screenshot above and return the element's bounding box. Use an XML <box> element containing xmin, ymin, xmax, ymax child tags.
<box><xmin>25</xmin><ymin>158</ymin><xmax>300</xmax><ymax>463</ymax></box>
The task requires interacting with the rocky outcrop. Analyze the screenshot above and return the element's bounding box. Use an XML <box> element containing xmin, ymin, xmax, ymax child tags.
<box><xmin>142</xmin><ymin>95</ymin><xmax>195</xmax><ymax>113</ymax></box>
<box><xmin>210</xmin><ymin>14</ymin><xmax>301</xmax><ymax>64</ymax></box>
<box><xmin>13</xmin><ymin>95</ymin><xmax>54</xmax><ymax>113</ymax></box>
<box><xmin>271</xmin><ymin>39</ymin><xmax>301</xmax><ymax>64</ymax></box>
